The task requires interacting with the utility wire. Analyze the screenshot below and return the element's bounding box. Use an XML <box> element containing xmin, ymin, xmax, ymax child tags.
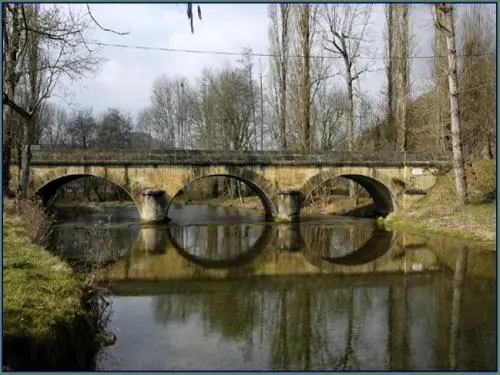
<box><xmin>90</xmin><ymin>41</ymin><xmax>496</xmax><ymax>60</ymax></box>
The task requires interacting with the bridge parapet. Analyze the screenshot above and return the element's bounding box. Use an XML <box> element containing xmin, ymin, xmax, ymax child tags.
<box><xmin>23</xmin><ymin>148</ymin><xmax>451</xmax><ymax>167</ymax></box>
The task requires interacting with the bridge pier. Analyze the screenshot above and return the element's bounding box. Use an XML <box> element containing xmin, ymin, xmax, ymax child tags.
<box><xmin>277</xmin><ymin>222</ymin><xmax>302</xmax><ymax>251</ymax></box>
<box><xmin>140</xmin><ymin>188</ymin><xmax>170</xmax><ymax>225</ymax></box>
<box><xmin>275</xmin><ymin>189</ymin><xmax>302</xmax><ymax>222</ymax></box>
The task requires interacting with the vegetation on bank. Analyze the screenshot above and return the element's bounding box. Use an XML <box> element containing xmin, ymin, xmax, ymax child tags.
<box><xmin>53</xmin><ymin>200</ymin><xmax>136</xmax><ymax>216</ymax></box>
<box><xmin>174</xmin><ymin>194</ymin><xmax>374</xmax><ymax>217</ymax></box>
<box><xmin>384</xmin><ymin>160</ymin><xmax>496</xmax><ymax>245</ymax></box>
<box><xmin>3</xmin><ymin>218</ymin><xmax>82</xmax><ymax>337</ymax></box>
<box><xmin>2</xmin><ymin>200</ymin><xmax>108</xmax><ymax>370</ymax></box>
<box><xmin>3</xmin><ymin>217</ymin><xmax>95</xmax><ymax>369</ymax></box>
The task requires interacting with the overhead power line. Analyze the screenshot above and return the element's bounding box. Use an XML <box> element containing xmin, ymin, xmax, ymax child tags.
<box><xmin>90</xmin><ymin>41</ymin><xmax>496</xmax><ymax>61</ymax></box>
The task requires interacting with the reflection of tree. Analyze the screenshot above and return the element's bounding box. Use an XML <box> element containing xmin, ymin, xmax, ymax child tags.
<box><xmin>302</xmin><ymin>223</ymin><xmax>374</xmax><ymax>258</ymax></box>
<box><xmin>449</xmin><ymin>246</ymin><xmax>468</xmax><ymax>369</ymax></box>
<box><xmin>201</xmin><ymin>290</ymin><xmax>260</xmax><ymax>344</ymax></box>
<box><xmin>146</xmin><ymin>273</ymin><xmax>476</xmax><ymax>370</ymax></box>
<box><xmin>269</xmin><ymin>285</ymin><xmax>367</xmax><ymax>370</ymax></box>
<box><xmin>270</xmin><ymin>289</ymin><xmax>289</xmax><ymax>370</ymax></box>
<box><xmin>49</xmin><ymin>224</ymin><xmax>139</xmax><ymax>263</ymax></box>
<box><xmin>169</xmin><ymin>224</ymin><xmax>263</xmax><ymax>260</ymax></box>
<box><xmin>152</xmin><ymin>289</ymin><xmax>263</xmax><ymax>359</ymax></box>
<box><xmin>153</xmin><ymin>294</ymin><xmax>203</xmax><ymax>326</ymax></box>
<box><xmin>388</xmin><ymin>281</ymin><xmax>409</xmax><ymax>370</ymax></box>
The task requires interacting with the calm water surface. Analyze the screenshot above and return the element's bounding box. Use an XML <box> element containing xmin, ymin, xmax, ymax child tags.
<box><xmin>48</xmin><ymin>203</ymin><xmax>496</xmax><ymax>371</ymax></box>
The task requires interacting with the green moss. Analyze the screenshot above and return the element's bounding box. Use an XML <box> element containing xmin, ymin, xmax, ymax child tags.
<box><xmin>3</xmin><ymin>218</ymin><xmax>83</xmax><ymax>341</ymax></box>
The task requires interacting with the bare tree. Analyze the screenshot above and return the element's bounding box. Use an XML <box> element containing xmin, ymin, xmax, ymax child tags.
<box><xmin>69</xmin><ymin>108</ymin><xmax>96</xmax><ymax>149</ymax></box>
<box><xmin>312</xmin><ymin>86</ymin><xmax>347</xmax><ymax>150</ymax></box>
<box><xmin>434</xmin><ymin>3</ymin><xmax>468</xmax><ymax>205</ymax></box>
<box><xmin>458</xmin><ymin>5</ymin><xmax>496</xmax><ymax>159</ymax></box>
<box><xmin>2</xmin><ymin>4</ymin><xmax>102</xmax><ymax>197</ymax></box>
<box><xmin>320</xmin><ymin>4</ymin><xmax>373</xmax><ymax>154</ymax></box>
<box><xmin>431</xmin><ymin>6</ymin><xmax>451</xmax><ymax>154</ymax></box>
<box><xmin>321</xmin><ymin>4</ymin><xmax>373</xmax><ymax>198</ymax></box>
<box><xmin>385</xmin><ymin>4</ymin><xmax>412</xmax><ymax>152</ymax></box>
<box><xmin>269</xmin><ymin>4</ymin><xmax>291</xmax><ymax>150</ymax></box>
<box><xmin>95</xmin><ymin>108</ymin><xmax>133</xmax><ymax>149</ymax></box>
<box><xmin>299</xmin><ymin>4</ymin><xmax>312</xmax><ymax>150</ymax></box>
<box><xmin>39</xmin><ymin>103</ymin><xmax>70</xmax><ymax>146</ymax></box>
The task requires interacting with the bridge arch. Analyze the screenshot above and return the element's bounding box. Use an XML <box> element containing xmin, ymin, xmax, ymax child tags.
<box><xmin>35</xmin><ymin>174</ymin><xmax>138</xmax><ymax>210</ymax></box>
<box><xmin>299</xmin><ymin>169</ymin><xmax>400</xmax><ymax>217</ymax></box>
<box><xmin>167</xmin><ymin>169</ymin><xmax>276</xmax><ymax>221</ymax></box>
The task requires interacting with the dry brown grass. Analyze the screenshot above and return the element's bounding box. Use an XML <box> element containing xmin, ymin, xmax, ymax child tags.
<box><xmin>386</xmin><ymin>159</ymin><xmax>496</xmax><ymax>245</ymax></box>
<box><xmin>302</xmin><ymin>195</ymin><xmax>373</xmax><ymax>216</ymax></box>
<box><xmin>3</xmin><ymin>198</ymin><xmax>53</xmax><ymax>245</ymax></box>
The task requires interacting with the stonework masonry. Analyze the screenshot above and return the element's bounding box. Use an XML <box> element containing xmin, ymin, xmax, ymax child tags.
<box><xmin>10</xmin><ymin>148</ymin><xmax>449</xmax><ymax>222</ymax></box>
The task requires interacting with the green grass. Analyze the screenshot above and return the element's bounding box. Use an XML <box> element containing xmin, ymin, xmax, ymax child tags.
<box><xmin>3</xmin><ymin>217</ymin><xmax>83</xmax><ymax>341</ymax></box>
<box><xmin>385</xmin><ymin>159</ymin><xmax>496</xmax><ymax>246</ymax></box>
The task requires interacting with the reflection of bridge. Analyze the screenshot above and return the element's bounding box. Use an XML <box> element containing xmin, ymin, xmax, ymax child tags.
<box><xmin>99</xmin><ymin>222</ymin><xmax>446</xmax><ymax>282</ymax></box>
<box><xmin>14</xmin><ymin>148</ymin><xmax>448</xmax><ymax>222</ymax></box>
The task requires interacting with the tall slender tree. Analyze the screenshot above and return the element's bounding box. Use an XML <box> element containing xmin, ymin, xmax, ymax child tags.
<box><xmin>434</xmin><ymin>3</ymin><xmax>468</xmax><ymax>205</ymax></box>
<box><xmin>269</xmin><ymin>4</ymin><xmax>291</xmax><ymax>150</ymax></box>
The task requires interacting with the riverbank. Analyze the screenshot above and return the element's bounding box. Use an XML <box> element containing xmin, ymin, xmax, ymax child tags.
<box><xmin>2</xmin><ymin>214</ymin><xmax>99</xmax><ymax>370</ymax></box>
<box><xmin>175</xmin><ymin>195</ymin><xmax>373</xmax><ymax>217</ymax></box>
<box><xmin>384</xmin><ymin>159</ymin><xmax>496</xmax><ymax>246</ymax></box>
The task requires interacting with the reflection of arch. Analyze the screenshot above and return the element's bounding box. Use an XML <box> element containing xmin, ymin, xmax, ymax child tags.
<box><xmin>35</xmin><ymin>174</ymin><xmax>137</xmax><ymax>209</ymax></box>
<box><xmin>301</xmin><ymin>225</ymin><xmax>395</xmax><ymax>266</ymax></box>
<box><xmin>300</xmin><ymin>171</ymin><xmax>399</xmax><ymax>216</ymax></box>
<box><xmin>168</xmin><ymin>170</ymin><xmax>276</xmax><ymax>220</ymax></box>
<box><xmin>321</xmin><ymin>228</ymin><xmax>395</xmax><ymax>266</ymax></box>
<box><xmin>166</xmin><ymin>223</ymin><xmax>272</xmax><ymax>269</ymax></box>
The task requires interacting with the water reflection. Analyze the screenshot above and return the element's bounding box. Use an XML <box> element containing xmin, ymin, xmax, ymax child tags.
<box><xmin>99</xmin><ymin>271</ymin><xmax>496</xmax><ymax>371</ymax></box>
<box><xmin>48</xmin><ymin>205</ymin><xmax>456</xmax><ymax>280</ymax></box>
<box><xmin>301</xmin><ymin>222</ymin><xmax>395</xmax><ymax>265</ymax></box>
<box><xmin>167</xmin><ymin>223</ymin><xmax>272</xmax><ymax>269</ymax></box>
<box><xmin>46</xmin><ymin>205</ymin><xmax>495</xmax><ymax>370</ymax></box>
<box><xmin>137</xmin><ymin>226</ymin><xmax>169</xmax><ymax>254</ymax></box>
<box><xmin>49</xmin><ymin>223</ymin><xmax>140</xmax><ymax>264</ymax></box>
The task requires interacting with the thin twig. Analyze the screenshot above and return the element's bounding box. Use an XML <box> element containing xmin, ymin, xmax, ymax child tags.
<box><xmin>86</xmin><ymin>4</ymin><xmax>129</xmax><ymax>35</ymax></box>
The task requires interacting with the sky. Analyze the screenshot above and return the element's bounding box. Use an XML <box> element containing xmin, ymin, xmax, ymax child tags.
<box><xmin>54</xmin><ymin>4</ymin><xmax>270</xmax><ymax>118</ymax></box>
<box><xmin>51</xmin><ymin>3</ymin><xmax>461</xmax><ymax>122</ymax></box>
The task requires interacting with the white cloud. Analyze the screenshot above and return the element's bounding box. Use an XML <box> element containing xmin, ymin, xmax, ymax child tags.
<box><xmin>53</xmin><ymin>4</ymin><xmax>269</xmax><ymax>117</ymax></box>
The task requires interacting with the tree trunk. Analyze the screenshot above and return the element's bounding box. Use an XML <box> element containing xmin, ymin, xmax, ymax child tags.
<box><xmin>437</xmin><ymin>4</ymin><xmax>468</xmax><ymax>205</ymax></box>
<box><xmin>386</xmin><ymin>4</ymin><xmax>394</xmax><ymax>151</ymax></box>
<box><xmin>279</xmin><ymin>4</ymin><xmax>289</xmax><ymax>150</ymax></box>
<box><xmin>2</xmin><ymin>109</ymin><xmax>14</xmax><ymax>195</ymax></box>
<box><xmin>399</xmin><ymin>5</ymin><xmax>410</xmax><ymax>152</ymax></box>
<box><xmin>345</xmin><ymin>66</ymin><xmax>356</xmax><ymax>199</ymax></box>
<box><xmin>300</xmin><ymin>4</ymin><xmax>312</xmax><ymax>150</ymax></box>
<box><xmin>19</xmin><ymin>118</ymin><xmax>33</xmax><ymax>198</ymax></box>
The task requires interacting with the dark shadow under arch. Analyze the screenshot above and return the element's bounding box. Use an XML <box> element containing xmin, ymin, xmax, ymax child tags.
<box><xmin>301</xmin><ymin>225</ymin><xmax>395</xmax><ymax>267</ymax></box>
<box><xmin>167</xmin><ymin>173</ymin><xmax>275</xmax><ymax>221</ymax></box>
<box><xmin>35</xmin><ymin>174</ymin><xmax>137</xmax><ymax>210</ymax></box>
<box><xmin>300</xmin><ymin>172</ymin><xmax>399</xmax><ymax>217</ymax></box>
<box><xmin>320</xmin><ymin>227</ymin><xmax>395</xmax><ymax>266</ymax></box>
<box><xmin>166</xmin><ymin>223</ymin><xmax>272</xmax><ymax>269</ymax></box>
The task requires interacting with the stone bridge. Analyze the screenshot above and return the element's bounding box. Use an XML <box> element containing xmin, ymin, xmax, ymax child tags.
<box><xmin>10</xmin><ymin>148</ymin><xmax>450</xmax><ymax>223</ymax></box>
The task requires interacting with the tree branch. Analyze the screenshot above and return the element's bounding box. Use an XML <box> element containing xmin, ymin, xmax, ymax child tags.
<box><xmin>3</xmin><ymin>92</ymin><xmax>32</xmax><ymax>120</ymax></box>
<box><xmin>86</xmin><ymin>4</ymin><xmax>129</xmax><ymax>35</ymax></box>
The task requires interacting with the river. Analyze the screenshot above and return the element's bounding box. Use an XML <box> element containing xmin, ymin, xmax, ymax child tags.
<box><xmin>48</xmin><ymin>203</ymin><xmax>496</xmax><ymax>371</ymax></box>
